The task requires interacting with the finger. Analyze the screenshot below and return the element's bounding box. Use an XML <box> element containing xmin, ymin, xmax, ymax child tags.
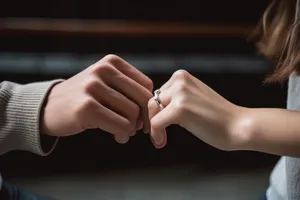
<box><xmin>160</xmin><ymin>70</ymin><xmax>191</xmax><ymax>91</ymax></box>
<box><xmin>102</xmin><ymin>55</ymin><xmax>153</xmax><ymax>92</ymax></box>
<box><xmin>150</xmin><ymin>104</ymin><xmax>179</xmax><ymax>148</ymax></box>
<box><xmin>151</xmin><ymin>129</ymin><xmax>167</xmax><ymax>149</ymax></box>
<box><xmin>105</xmin><ymin>55</ymin><xmax>153</xmax><ymax>134</ymax></box>
<box><xmin>89</xmin><ymin>79</ymin><xmax>140</xmax><ymax>130</ymax></box>
<box><xmin>159</xmin><ymin>71</ymin><xmax>182</xmax><ymax>91</ymax></box>
<box><xmin>92</xmin><ymin>102</ymin><xmax>131</xmax><ymax>144</ymax></box>
<box><xmin>140</xmin><ymin>104</ymin><xmax>151</xmax><ymax>134</ymax></box>
<box><xmin>160</xmin><ymin>77</ymin><xmax>175</xmax><ymax>91</ymax></box>
<box><xmin>148</xmin><ymin>88</ymin><xmax>173</xmax><ymax>148</ymax></box>
<box><xmin>114</xmin><ymin>134</ymin><xmax>130</xmax><ymax>144</ymax></box>
<box><xmin>148</xmin><ymin>88</ymin><xmax>172</xmax><ymax>122</ymax></box>
<box><xmin>102</xmin><ymin>66</ymin><xmax>153</xmax><ymax>134</ymax></box>
<box><xmin>135</xmin><ymin>117</ymin><xmax>143</xmax><ymax>131</ymax></box>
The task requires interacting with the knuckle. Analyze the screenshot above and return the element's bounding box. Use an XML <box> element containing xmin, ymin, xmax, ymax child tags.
<box><xmin>95</xmin><ymin>63</ymin><xmax>113</xmax><ymax>74</ymax></box>
<box><xmin>81</xmin><ymin>77</ymin><xmax>98</xmax><ymax>93</ymax></box>
<box><xmin>126</xmin><ymin>105</ymin><xmax>140</xmax><ymax>126</ymax></box>
<box><xmin>121</xmin><ymin>123</ymin><xmax>133</xmax><ymax>134</ymax></box>
<box><xmin>173</xmin><ymin>69</ymin><xmax>190</xmax><ymax>80</ymax></box>
<box><xmin>174</xmin><ymin>81</ymin><xmax>189</xmax><ymax>98</ymax></box>
<box><xmin>145</xmin><ymin>78</ymin><xmax>154</xmax><ymax>91</ymax></box>
<box><xmin>173</xmin><ymin>70</ymin><xmax>190</xmax><ymax>91</ymax></box>
<box><xmin>102</xmin><ymin>54</ymin><xmax>121</xmax><ymax>64</ymax></box>
<box><xmin>131</xmin><ymin>104</ymin><xmax>140</xmax><ymax>120</ymax></box>
<box><xmin>173</xmin><ymin>95</ymin><xmax>188</xmax><ymax>114</ymax></box>
<box><xmin>81</xmin><ymin>96</ymin><xmax>95</xmax><ymax>110</ymax></box>
<box><xmin>175</xmin><ymin>81</ymin><xmax>187</xmax><ymax>93</ymax></box>
<box><xmin>114</xmin><ymin>119</ymin><xmax>134</xmax><ymax>135</ymax></box>
<box><xmin>74</xmin><ymin>95</ymin><xmax>94</xmax><ymax>119</ymax></box>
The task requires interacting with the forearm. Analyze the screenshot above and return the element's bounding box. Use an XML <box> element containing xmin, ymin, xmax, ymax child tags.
<box><xmin>0</xmin><ymin>80</ymin><xmax>61</xmax><ymax>155</ymax></box>
<box><xmin>235</xmin><ymin>107</ymin><xmax>300</xmax><ymax>157</ymax></box>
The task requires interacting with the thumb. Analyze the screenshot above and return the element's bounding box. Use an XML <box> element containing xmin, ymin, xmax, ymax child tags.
<box><xmin>150</xmin><ymin>104</ymin><xmax>179</xmax><ymax>148</ymax></box>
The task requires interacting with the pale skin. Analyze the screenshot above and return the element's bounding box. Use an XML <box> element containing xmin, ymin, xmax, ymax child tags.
<box><xmin>41</xmin><ymin>54</ymin><xmax>300</xmax><ymax>157</ymax></box>
<box><xmin>42</xmin><ymin>54</ymin><xmax>153</xmax><ymax>144</ymax></box>
<box><xmin>148</xmin><ymin>70</ymin><xmax>300</xmax><ymax>157</ymax></box>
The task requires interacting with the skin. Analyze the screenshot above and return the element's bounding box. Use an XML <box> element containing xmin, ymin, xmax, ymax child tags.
<box><xmin>41</xmin><ymin>54</ymin><xmax>153</xmax><ymax>144</ymax></box>
<box><xmin>148</xmin><ymin>70</ymin><xmax>300</xmax><ymax>157</ymax></box>
<box><xmin>41</xmin><ymin>54</ymin><xmax>300</xmax><ymax>157</ymax></box>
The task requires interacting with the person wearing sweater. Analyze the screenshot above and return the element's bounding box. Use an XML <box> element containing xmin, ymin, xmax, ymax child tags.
<box><xmin>0</xmin><ymin>54</ymin><xmax>153</xmax><ymax>199</ymax></box>
<box><xmin>3</xmin><ymin>1</ymin><xmax>300</xmax><ymax>200</ymax></box>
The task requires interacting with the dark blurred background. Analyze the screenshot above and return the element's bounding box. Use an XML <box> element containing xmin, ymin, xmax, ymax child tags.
<box><xmin>0</xmin><ymin>1</ymin><xmax>286</xmax><ymax>199</ymax></box>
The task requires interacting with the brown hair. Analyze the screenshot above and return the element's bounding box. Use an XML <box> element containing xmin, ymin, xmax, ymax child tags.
<box><xmin>252</xmin><ymin>0</ymin><xmax>300</xmax><ymax>83</ymax></box>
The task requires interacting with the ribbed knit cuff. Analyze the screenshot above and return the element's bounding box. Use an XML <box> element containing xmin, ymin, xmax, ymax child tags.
<box><xmin>0</xmin><ymin>80</ymin><xmax>63</xmax><ymax>156</ymax></box>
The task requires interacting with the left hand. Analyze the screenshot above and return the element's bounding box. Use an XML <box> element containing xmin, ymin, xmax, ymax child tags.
<box><xmin>148</xmin><ymin>70</ymin><xmax>245</xmax><ymax>150</ymax></box>
<box><xmin>42</xmin><ymin>55</ymin><xmax>153</xmax><ymax>143</ymax></box>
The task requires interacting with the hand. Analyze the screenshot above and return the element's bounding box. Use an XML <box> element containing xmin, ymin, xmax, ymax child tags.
<box><xmin>148</xmin><ymin>70</ymin><xmax>244</xmax><ymax>150</ymax></box>
<box><xmin>42</xmin><ymin>54</ymin><xmax>153</xmax><ymax>144</ymax></box>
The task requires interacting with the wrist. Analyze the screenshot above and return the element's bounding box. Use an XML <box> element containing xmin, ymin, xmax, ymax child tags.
<box><xmin>40</xmin><ymin>81</ymin><xmax>63</xmax><ymax>136</ymax></box>
<box><xmin>227</xmin><ymin>106</ymin><xmax>256</xmax><ymax>151</ymax></box>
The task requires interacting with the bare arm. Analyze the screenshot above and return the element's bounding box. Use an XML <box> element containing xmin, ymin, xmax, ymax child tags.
<box><xmin>236</xmin><ymin>107</ymin><xmax>300</xmax><ymax>157</ymax></box>
<box><xmin>147</xmin><ymin>70</ymin><xmax>300</xmax><ymax>157</ymax></box>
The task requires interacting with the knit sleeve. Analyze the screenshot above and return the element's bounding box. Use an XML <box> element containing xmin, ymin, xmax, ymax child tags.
<box><xmin>0</xmin><ymin>80</ymin><xmax>63</xmax><ymax>156</ymax></box>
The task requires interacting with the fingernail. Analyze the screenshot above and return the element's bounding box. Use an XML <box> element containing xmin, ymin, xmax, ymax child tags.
<box><xmin>115</xmin><ymin>135</ymin><xmax>129</xmax><ymax>144</ymax></box>
<box><xmin>135</xmin><ymin>120</ymin><xmax>143</xmax><ymax>131</ymax></box>
<box><xmin>130</xmin><ymin>130</ymin><xmax>136</xmax><ymax>136</ymax></box>
<box><xmin>143</xmin><ymin>128</ymin><xmax>149</xmax><ymax>134</ymax></box>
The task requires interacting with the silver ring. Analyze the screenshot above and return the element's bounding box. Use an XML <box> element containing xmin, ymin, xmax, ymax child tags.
<box><xmin>154</xmin><ymin>89</ymin><xmax>165</xmax><ymax>110</ymax></box>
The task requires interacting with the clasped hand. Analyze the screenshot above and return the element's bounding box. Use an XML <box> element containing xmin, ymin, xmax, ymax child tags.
<box><xmin>42</xmin><ymin>55</ymin><xmax>247</xmax><ymax>151</ymax></box>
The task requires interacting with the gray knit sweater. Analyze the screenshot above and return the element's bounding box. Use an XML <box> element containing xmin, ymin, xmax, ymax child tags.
<box><xmin>0</xmin><ymin>80</ymin><xmax>61</xmax><ymax>190</ymax></box>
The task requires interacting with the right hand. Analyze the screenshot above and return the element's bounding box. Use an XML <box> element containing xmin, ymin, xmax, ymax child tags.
<box><xmin>41</xmin><ymin>54</ymin><xmax>153</xmax><ymax>144</ymax></box>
